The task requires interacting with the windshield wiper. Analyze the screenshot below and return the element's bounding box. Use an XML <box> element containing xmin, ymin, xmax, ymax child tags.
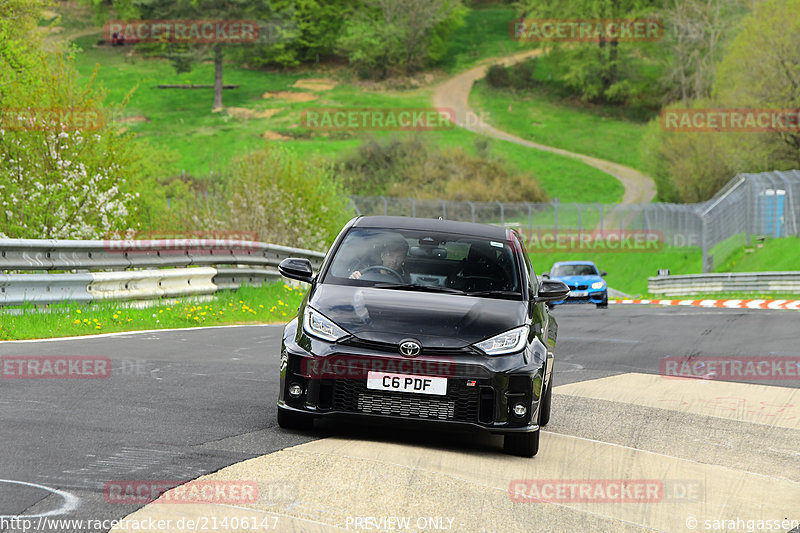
<box><xmin>372</xmin><ymin>283</ymin><xmax>465</xmax><ymax>294</ymax></box>
<box><xmin>465</xmin><ymin>290</ymin><xmax>521</xmax><ymax>298</ymax></box>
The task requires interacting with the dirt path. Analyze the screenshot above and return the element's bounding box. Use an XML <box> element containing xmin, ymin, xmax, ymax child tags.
<box><xmin>432</xmin><ymin>50</ymin><xmax>657</xmax><ymax>204</ymax></box>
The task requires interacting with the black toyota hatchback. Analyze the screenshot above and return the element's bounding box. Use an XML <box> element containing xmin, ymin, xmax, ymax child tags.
<box><xmin>276</xmin><ymin>216</ymin><xmax>569</xmax><ymax>457</ymax></box>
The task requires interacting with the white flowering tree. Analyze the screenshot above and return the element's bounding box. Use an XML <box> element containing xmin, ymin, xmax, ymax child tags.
<box><xmin>0</xmin><ymin>125</ymin><xmax>139</xmax><ymax>239</ymax></box>
<box><xmin>0</xmin><ymin>11</ymin><xmax>143</xmax><ymax>240</ymax></box>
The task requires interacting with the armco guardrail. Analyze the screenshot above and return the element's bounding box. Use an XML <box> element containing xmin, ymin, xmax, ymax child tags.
<box><xmin>648</xmin><ymin>271</ymin><xmax>800</xmax><ymax>296</ymax></box>
<box><xmin>0</xmin><ymin>238</ymin><xmax>325</xmax><ymax>306</ymax></box>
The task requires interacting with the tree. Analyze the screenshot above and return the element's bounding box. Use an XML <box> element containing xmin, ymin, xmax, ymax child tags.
<box><xmin>338</xmin><ymin>0</ymin><xmax>466</xmax><ymax>78</ymax></box>
<box><xmin>715</xmin><ymin>0</ymin><xmax>800</xmax><ymax>166</ymax></box>
<box><xmin>516</xmin><ymin>0</ymin><xmax>662</xmax><ymax>103</ymax></box>
<box><xmin>100</xmin><ymin>0</ymin><xmax>281</xmax><ymax>111</ymax></box>
<box><xmin>658</xmin><ymin>0</ymin><xmax>747</xmax><ymax>104</ymax></box>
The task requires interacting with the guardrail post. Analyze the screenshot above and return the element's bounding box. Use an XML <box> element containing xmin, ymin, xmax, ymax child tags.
<box><xmin>381</xmin><ymin>196</ymin><xmax>388</xmax><ymax>216</ymax></box>
<box><xmin>467</xmin><ymin>201</ymin><xmax>476</xmax><ymax>223</ymax></box>
<box><xmin>440</xmin><ymin>199</ymin><xmax>447</xmax><ymax>220</ymax></box>
<box><xmin>497</xmin><ymin>201</ymin><xmax>505</xmax><ymax>225</ymax></box>
<box><xmin>411</xmin><ymin>198</ymin><xmax>416</xmax><ymax>218</ymax></box>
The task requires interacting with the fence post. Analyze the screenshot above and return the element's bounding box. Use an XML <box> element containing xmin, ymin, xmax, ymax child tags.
<box><xmin>597</xmin><ymin>203</ymin><xmax>604</xmax><ymax>235</ymax></box>
<box><xmin>497</xmin><ymin>201</ymin><xmax>505</xmax><ymax>225</ymax></box>
<box><xmin>467</xmin><ymin>201</ymin><xmax>476</xmax><ymax>223</ymax></box>
<box><xmin>552</xmin><ymin>198</ymin><xmax>559</xmax><ymax>238</ymax></box>
<box><xmin>524</xmin><ymin>202</ymin><xmax>533</xmax><ymax>236</ymax></box>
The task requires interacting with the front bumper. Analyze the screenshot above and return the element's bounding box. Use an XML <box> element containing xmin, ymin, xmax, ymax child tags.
<box><xmin>553</xmin><ymin>288</ymin><xmax>607</xmax><ymax>305</ymax></box>
<box><xmin>278</xmin><ymin>323</ymin><xmax>549</xmax><ymax>435</ymax></box>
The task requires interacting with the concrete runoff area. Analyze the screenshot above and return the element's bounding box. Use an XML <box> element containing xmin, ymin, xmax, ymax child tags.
<box><xmin>111</xmin><ymin>373</ymin><xmax>800</xmax><ymax>533</ymax></box>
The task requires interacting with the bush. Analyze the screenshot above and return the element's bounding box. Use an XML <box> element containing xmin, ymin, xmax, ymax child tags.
<box><xmin>486</xmin><ymin>64</ymin><xmax>510</xmax><ymax>88</ymax></box>
<box><xmin>509</xmin><ymin>58</ymin><xmax>537</xmax><ymax>90</ymax></box>
<box><xmin>187</xmin><ymin>147</ymin><xmax>352</xmax><ymax>251</ymax></box>
<box><xmin>336</xmin><ymin>135</ymin><xmax>547</xmax><ymax>203</ymax></box>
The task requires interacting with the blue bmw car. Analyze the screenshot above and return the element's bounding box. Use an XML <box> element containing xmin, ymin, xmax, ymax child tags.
<box><xmin>545</xmin><ymin>261</ymin><xmax>608</xmax><ymax>308</ymax></box>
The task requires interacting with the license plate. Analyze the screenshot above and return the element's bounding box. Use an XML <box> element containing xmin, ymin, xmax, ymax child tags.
<box><xmin>570</xmin><ymin>291</ymin><xmax>588</xmax><ymax>297</ymax></box>
<box><xmin>366</xmin><ymin>372</ymin><xmax>447</xmax><ymax>396</ymax></box>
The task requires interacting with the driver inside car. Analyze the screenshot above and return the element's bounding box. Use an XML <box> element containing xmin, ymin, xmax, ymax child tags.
<box><xmin>349</xmin><ymin>235</ymin><xmax>410</xmax><ymax>282</ymax></box>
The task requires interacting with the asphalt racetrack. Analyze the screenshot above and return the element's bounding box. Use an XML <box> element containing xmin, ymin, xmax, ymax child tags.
<box><xmin>1</xmin><ymin>305</ymin><xmax>798</xmax><ymax>532</ymax></box>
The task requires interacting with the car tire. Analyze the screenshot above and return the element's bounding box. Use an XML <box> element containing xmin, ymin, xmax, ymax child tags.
<box><xmin>596</xmin><ymin>296</ymin><xmax>608</xmax><ymax>309</ymax></box>
<box><xmin>277</xmin><ymin>407</ymin><xmax>314</xmax><ymax>430</ymax></box>
<box><xmin>504</xmin><ymin>429</ymin><xmax>540</xmax><ymax>457</ymax></box>
<box><xmin>538</xmin><ymin>374</ymin><xmax>553</xmax><ymax>427</ymax></box>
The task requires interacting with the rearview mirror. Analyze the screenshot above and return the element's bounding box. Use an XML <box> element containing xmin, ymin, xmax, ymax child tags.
<box><xmin>278</xmin><ymin>257</ymin><xmax>314</xmax><ymax>284</ymax></box>
<box><xmin>536</xmin><ymin>279</ymin><xmax>570</xmax><ymax>303</ymax></box>
<box><xmin>600</xmin><ymin>271</ymin><xmax>607</xmax><ymax>277</ymax></box>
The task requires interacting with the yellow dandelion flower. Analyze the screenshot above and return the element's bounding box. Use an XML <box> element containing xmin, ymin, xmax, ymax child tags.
<box><xmin>278</xmin><ymin>300</ymin><xmax>285</xmax><ymax>306</ymax></box>
<box><xmin>113</xmin><ymin>314</ymin><xmax>119</xmax><ymax>319</ymax></box>
<box><xmin>76</xmin><ymin>309</ymin><xmax>82</xmax><ymax>314</ymax></box>
<box><xmin>259</xmin><ymin>304</ymin><xmax>264</xmax><ymax>308</ymax></box>
<box><xmin>166</xmin><ymin>307</ymin><xmax>171</xmax><ymax>311</ymax></box>
<box><xmin>200</xmin><ymin>312</ymin><xmax>207</xmax><ymax>316</ymax></box>
<box><xmin>127</xmin><ymin>318</ymin><xmax>133</xmax><ymax>322</ymax></box>
<box><xmin>239</xmin><ymin>300</ymin><xmax>244</xmax><ymax>304</ymax></box>
<box><xmin>95</xmin><ymin>325</ymin><xmax>101</xmax><ymax>329</ymax></box>
<box><xmin>159</xmin><ymin>309</ymin><xmax>163</xmax><ymax>314</ymax></box>
<box><xmin>73</xmin><ymin>319</ymin><xmax>80</xmax><ymax>325</ymax></box>
<box><xmin>281</xmin><ymin>312</ymin><xmax>287</xmax><ymax>316</ymax></box>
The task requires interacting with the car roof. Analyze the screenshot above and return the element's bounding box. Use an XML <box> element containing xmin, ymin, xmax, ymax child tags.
<box><xmin>351</xmin><ymin>216</ymin><xmax>510</xmax><ymax>240</ymax></box>
<box><xmin>552</xmin><ymin>260</ymin><xmax>597</xmax><ymax>266</ymax></box>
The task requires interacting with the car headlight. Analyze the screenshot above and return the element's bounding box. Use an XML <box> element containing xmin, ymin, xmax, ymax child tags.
<box><xmin>303</xmin><ymin>307</ymin><xmax>348</xmax><ymax>342</ymax></box>
<box><xmin>591</xmin><ymin>281</ymin><xmax>605</xmax><ymax>289</ymax></box>
<box><xmin>474</xmin><ymin>325</ymin><xmax>528</xmax><ymax>355</ymax></box>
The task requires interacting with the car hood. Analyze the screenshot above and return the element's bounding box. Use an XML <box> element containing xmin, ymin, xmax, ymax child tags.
<box><xmin>308</xmin><ymin>284</ymin><xmax>526</xmax><ymax>348</ymax></box>
<box><xmin>552</xmin><ymin>275</ymin><xmax>604</xmax><ymax>286</ymax></box>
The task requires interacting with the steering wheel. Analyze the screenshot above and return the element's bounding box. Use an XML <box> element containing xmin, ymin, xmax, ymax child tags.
<box><xmin>359</xmin><ymin>265</ymin><xmax>404</xmax><ymax>282</ymax></box>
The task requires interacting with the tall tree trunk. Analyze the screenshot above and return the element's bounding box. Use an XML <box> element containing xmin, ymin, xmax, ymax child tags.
<box><xmin>213</xmin><ymin>44</ymin><xmax>224</xmax><ymax>112</ymax></box>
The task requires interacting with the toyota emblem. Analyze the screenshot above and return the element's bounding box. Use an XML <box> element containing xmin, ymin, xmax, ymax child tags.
<box><xmin>399</xmin><ymin>340</ymin><xmax>421</xmax><ymax>357</ymax></box>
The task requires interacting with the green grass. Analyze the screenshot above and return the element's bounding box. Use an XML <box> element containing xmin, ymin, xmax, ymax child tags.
<box><xmin>532</xmin><ymin>236</ymin><xmax>800</xmax><ymax>297</ymax></box>
<box><xmin>717</xmin><ymin>236</ymin><xmax>800</xmax><ymax>272</ymax></box>
<box><xmin>531</xmin><ymin>246</ymin><xmax>702</xmax><ymax>296</ymax></box>
<box><xmin>70</xmin><ymin>34</ymin><xmax>623</xmax><ymax>201</ymax></box>
<box><xmin>439</xmin><ymin>6</ymin><xmax>532</xmax><ymax>73</ymax></box>
<box><xmin>470</xmin><ymin>79</ymin><xmax>650</xmax><ymax>172</ymax></box>
<box><xmin>0</xmin><ymin>282</ymin><xmax>305</xmax><ymax>340</ymax></box>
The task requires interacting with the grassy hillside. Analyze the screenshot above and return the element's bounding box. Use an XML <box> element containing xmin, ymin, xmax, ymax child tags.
<box><xmin>71</xmin><ymin>35</ymin><xmax>623</xmax><ymax>202</ymax></box>
<box><xmin>533</xmin><ymin>236</ymin><xmax>800</xmax><ymax>296</ymax></box>
<box><xmin>470</xmin><ymin>80</ymin><xmax>650</xmax><ymax>172</ymax></box>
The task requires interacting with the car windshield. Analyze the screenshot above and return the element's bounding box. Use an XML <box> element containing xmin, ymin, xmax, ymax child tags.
<box><xmin>323</xmin><ymin>227</ymin><xmax>521</xmax><ymax>297</ymax></box>
<box><xmin>551</xmin><ymin>264</ymin><xmax>598</xmax><ymax>277</ymax></box>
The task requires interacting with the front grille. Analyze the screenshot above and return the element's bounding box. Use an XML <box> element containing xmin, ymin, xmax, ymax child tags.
<box><xmin>357</xmin><ymin>393</ymin><xmax>455</xmax><ymax>419</ymax></box>
<box><xmin>567</xmin><ymin>284</ymin><xmax>589</xmax><ymax>290</ymax></box>
<box><xmin>331</xmin><ymin>379</ymin><xmax>480</xmax><ymax>422</ymax></box>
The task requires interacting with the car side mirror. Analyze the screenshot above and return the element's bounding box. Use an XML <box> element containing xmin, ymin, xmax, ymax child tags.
<box><xmin>600</xmin><ymin>271</ymin><xmax>607</xmax><ymax>277</ymax></box>
<box><xmin>541</xmin><ymin>272</ymin><xmax>550</xmax><ymax>279</ymax></box>
<box><xmin>536</xmin><ymin>279</ymin><xmax>570</xmax><ymax>303</ymax></box>
<box><xmin>278</xmin><ymin>257</ymin><xmax>314</xmax><ymax>284</ymax></box>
